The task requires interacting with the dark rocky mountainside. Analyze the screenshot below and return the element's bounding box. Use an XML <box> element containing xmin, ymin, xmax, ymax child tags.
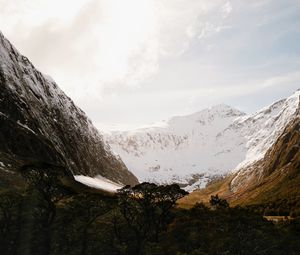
<box><xmin>0</xmin><ymin>31</ymin><xmax>138</xmax><ymax>187</ymax></box>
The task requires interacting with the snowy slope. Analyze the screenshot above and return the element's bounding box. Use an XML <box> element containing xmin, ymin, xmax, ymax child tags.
<box><xmin>105</xmin><ymin>91</ymin><xmax>300</xmax><ymax>190</ymax></box>
<box><xmin>229</xmin><ymin>91</ymin><xmax>300</xmax><ymax>191</ymax></box>
<box><xmin>234</xmin><ymin>91</ymin><xmax>300</xmax><ymax>169</ymax></box>
<box><xmin>105</xmin><ymin>104</ymin><xmax>246</xmax><ymax>189</ymax></box>
<box><xmin>74</xmin><ymin>175</ymin><xmax>124</xmax><ymax>193</ymax></box>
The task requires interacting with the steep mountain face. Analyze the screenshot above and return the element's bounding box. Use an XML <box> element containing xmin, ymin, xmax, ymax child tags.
<box><xmin>0</xmin><ymin>31</ymin><xmax>138</xmax><ymax>187</ymax></box>
<box><xmin>228</xmin><ymin>108</ymin><xmax>300</xmax><ymax>204</ymax></box>
<box><xmin>221</xmin><ymin>91</ymin><xmax>299</xmax><ymax>171</ymax></box>
<box><xmin>105</xmin><ymin>91</ymin><xmax>300</xmax><ymax>190</ymax></box>
<box><xmin>180</xmin><ymin>111</ymin><xmax>300</xmax><ymax>207</ymax></box>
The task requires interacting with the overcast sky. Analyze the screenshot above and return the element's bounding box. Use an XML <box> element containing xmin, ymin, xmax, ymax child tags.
<box><xmin>1</xmin><ymin>0</ymin><xmax>300</xmax><ymax>130</ymax></box>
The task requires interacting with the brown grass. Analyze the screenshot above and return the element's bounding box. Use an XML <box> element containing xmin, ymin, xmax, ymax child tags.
<box><xmin>177</xmin><ymin>175</ymin><xmax>234</xmax><ymax>209</ymax></box>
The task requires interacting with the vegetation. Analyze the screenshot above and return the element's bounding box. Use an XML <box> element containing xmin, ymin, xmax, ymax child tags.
<box><xmin>0</xmin><ymin>164</ymin><xmax>299</xmax><ymax>255</ymax></box>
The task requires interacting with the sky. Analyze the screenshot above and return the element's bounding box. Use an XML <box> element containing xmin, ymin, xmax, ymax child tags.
<box><xmin>0</xmin><ymin>0</ymin><xmax>300</xmax><ymax>130</ymax></box>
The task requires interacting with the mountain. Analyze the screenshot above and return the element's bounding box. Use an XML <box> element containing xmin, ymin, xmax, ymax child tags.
<box><xmin>105</xmin><ymin>105</ymin><xmax>245</xmax><ymax>190</ymax></box>
<box><xmin>228</xmin><ymin>111</ymin><xmax>300</xmax><ymax>205</ymax></box>
<box><xmin>0</xmin><ymin>31</ymin><xmax>138</xmax><ymax>189</ymax></box>
<box><xmin>179</xmin><ymin>109</ymin><xmax>300</xmax><ymax>208</ymax></box>
<box><xmin>105</xmin><ymin>91</ymin><xmax>300</xmax><ymax>190</ymax></box>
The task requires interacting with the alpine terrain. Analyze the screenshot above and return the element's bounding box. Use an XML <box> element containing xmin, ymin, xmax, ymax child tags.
<box><xmin>105</xmin><ymin>90</ymin><xmax>300</xmax><ymax>191</ymax></box>
<box><xmin>180</xmin><ymin>105</ymin><xmax>300</xmax><ymax>208</ymax></box>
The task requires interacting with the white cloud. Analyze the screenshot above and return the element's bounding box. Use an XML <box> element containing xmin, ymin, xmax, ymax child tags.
<box><xmin>222</xmin><ymin>1</ymin><xmax>233</xmax><ymax>17</ymax></box>
<box><xmin>0</xmin><ymin>0</ymin><xmax>232</xmax><ymax>93</ymax></box>
<box><xmin>0</xmin><ymin>0</ymin><xmax>299</xmax><ymax>127</ymax></box>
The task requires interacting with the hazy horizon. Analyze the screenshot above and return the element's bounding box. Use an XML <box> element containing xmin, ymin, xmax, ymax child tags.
<box><xmin>97</xmin><ymin>90</ymin><xmax>299</xmax><ymax>132</ymax></box>
<box><xmin>1</xmin><ymin>0</ymin><xmax>300</xmax><ymax>130</ymax></box>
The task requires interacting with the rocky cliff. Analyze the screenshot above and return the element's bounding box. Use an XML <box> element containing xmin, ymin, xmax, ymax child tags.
<box><xmin>0</xmin><ymin>31</ymin><xmax>138</xmax><ymax>187</ymax></box>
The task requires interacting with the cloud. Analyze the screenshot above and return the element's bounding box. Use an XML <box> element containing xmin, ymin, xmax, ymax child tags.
<box><xmin>0</xmin><ymin>0</ymin><xmax>233</xmax><ymax>94</ymax></box>
<box><xmin>222</xmin><ymin>1</ymin><xmax>232</xmax><ymax>17</ymax></box>
<box><xmin>1</xmin><ymin>0</ymin><xmax>299</xmax><ymax>127</ymax></box>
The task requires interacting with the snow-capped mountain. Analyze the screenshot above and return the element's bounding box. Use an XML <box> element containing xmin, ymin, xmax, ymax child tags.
<box><xmin>105</xmin><ymin>91</ymin><xmax>300</xmax><ymax>190</ymax></box>
<box><xmin>179</xmin><ymin>112</ymin><xmax>300</xmax><ymax>207</ymax></box>
<box><xmin>0</xmin><ymin>31</ymin><xmax>138</xmax><ymax>188</ymax></box>
<box><xmin>222</xmin><ymin>91</ymin><xmax>299</xmax><ymax>171</ymax></box>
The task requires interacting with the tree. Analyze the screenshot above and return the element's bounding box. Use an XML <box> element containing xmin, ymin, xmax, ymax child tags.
<box><xmin>209</xmin><ymin>194</ymin><xmax>229</xmax><ymax>210</ymax></box>
<box><xmin>69</xmin><ymin>194</ymin><xmax>113</xmax><ymax>255</ymax></box>
<box><xmin>116</xmin><ymin>182</ymin><xmax>188</xmax><ymax>254</ymax></box>
<box><xmin>20</xmin><ymin>162</ymin><xmax>72</xmax><ymax>255</ymax></box>
<box><xmin>0</xmin><ymin>192</ymin><xmax>22</xmax><ymax>255</ymax></box>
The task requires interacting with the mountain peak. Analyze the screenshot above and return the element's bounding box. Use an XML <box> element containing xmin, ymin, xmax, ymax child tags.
<box><xmin>207</xmin><ymin>103</ymin><xmax>245</xmax><ymax>115</ymax></box>
<box><xmin>209</xmin><ymin>103</ymin><xmax>234</xmax><ymax>110</ymax></box>
<box><xmin>180</xmin><ymin>104</ymin><xmax>245</xmax><ymax>122</ymax></box>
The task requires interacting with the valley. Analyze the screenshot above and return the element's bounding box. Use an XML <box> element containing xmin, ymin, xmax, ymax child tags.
<box><xmin>0</xmin><ymin>29</ymin><xmax>299</xmax><ymax>255</ymax></box>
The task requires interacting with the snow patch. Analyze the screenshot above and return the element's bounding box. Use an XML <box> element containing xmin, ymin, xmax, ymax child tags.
<box><xmin>16</xmin><ymin>120</ymin><xmax>36</xmax><ymax>134</ymax></box>
<box><xmin>74</xmin><ymin>175</ymin><xmax>124</xmax><ymax>193</ymax></box>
